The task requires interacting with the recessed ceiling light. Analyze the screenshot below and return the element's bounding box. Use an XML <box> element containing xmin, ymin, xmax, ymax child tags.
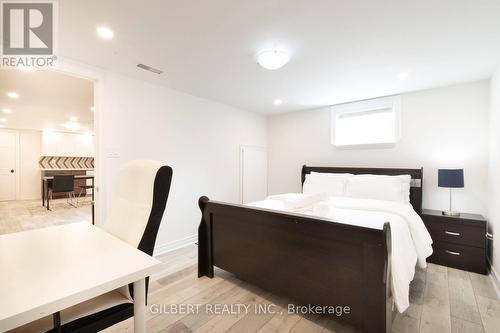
<box><xmin>273</xmin><ymin>99</ymin><xmax>283</xmax><ymax>106</ymax></box>
<box><xmin>0</xmin><ymin>118</ymin><xmax>7</xmax><ymax>123</ymax></box>
<box><xmin>398</xmin><ymin>72</ymin><xmax>410</xmax><ymax>80</ymax></box>
<box><xmin>96</xmin><ymin>26</ymin><xmax>114</xmax><ymax>39</ymax></box>
<box><xmin>64</xmin><ymin>122</ymin><xmax>81</xmax><ymax>131</ymax></box>
<box><xmin>257</xmin><ymin>49</ymin><xmax>290</xmax><ymax>70</ymax></box>
<box><xmin>7</xmin><ymin>92</ymin><xmax>20</xmax><ymax>99</ymax></box>
<box><xmin>90</xmin><ymin>106</ymin><xmax>95</xmax><ymax>111</ymax></box>
<box><xmin>2</xmin><ymin>108</ymin><xmax>13</xmax><ymax>114</ymax></box>
<box><xmin>70</xmin><ymin>116</ymin><xmax>78</xmax><ymax>122</ymax></box>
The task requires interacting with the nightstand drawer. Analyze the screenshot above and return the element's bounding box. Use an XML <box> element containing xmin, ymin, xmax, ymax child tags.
<box><xmin>425</xmin><ymin>222</ymin><xmax>485</xmax><ymax>248</ymax></box>
<box><xmin>428</xmin><ymin>241</ymin><xmax>487</xmax><ymax>274</ymax></box>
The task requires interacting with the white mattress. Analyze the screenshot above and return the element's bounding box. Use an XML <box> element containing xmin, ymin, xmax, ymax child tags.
<box><xmin>247</xmin><ymin>193</ymin><xmax>433</xmax><ymax>313</ymax></box>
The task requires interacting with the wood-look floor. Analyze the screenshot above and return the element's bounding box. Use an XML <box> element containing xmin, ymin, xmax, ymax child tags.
<box><xmin>2</xmin><ymin>200</ymin><xmax>500</xmax><ymax>333</ymax></box>
<box><xmin>0</xmin><ymin>198</ymin><xmax>92</xmax><ymax>235</ymax></box>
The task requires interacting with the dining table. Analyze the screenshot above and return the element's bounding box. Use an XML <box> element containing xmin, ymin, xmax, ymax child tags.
<box><xmin>42</xmin><ymin>175</ymin><xmax>95</xmax><ymax>224</ymax></box>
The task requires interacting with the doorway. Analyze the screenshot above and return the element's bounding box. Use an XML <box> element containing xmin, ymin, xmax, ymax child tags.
<box><xmin>240</xmin><ymin>145</ymin><xmax>268</xmax><ymax>204</ymax></box>
<box><xmin>0</xmin><ymin>130</ymin><xmax>18</xmax><ymax>201</ymax></box>
<box><xmin>0</xmin><ymin>65</ymin><xmax>98</xmax><ymax>234</ymax></box>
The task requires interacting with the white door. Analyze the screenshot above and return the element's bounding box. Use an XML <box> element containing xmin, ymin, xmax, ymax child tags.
<box><xmin>0</xmin><ymin>131</ymin><xmax>18</xmax><ymax>201</ymax></box>
<box><xmin>240</xmin><ymin>146</ymin><xmax>267</xmax><ymax>204</ymax></box>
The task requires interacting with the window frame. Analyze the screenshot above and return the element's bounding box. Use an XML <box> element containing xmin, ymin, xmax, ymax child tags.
<box><xmin>330</xmin><ymin>95</ymin><xmax>402</xmax><ymax>149</ymax></box>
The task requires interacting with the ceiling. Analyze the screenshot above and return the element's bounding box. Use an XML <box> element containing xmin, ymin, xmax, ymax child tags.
<box><xmin>0</xmin><ymin>70</ymin><xmax>94</xmax><ymax>132</ymax></box>
<box><xmin>56</xmin><ymin>0</ymin><xmax>500</xmax><ymax>114</ymax></box>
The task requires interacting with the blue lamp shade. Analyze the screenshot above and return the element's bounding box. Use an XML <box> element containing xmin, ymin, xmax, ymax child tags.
<box><xmin>438</xmin><ymin>169</ymin><xmax>464</xmax><ymax>188</ymax></box>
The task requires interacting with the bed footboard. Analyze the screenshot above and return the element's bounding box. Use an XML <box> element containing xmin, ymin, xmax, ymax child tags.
<box><xmin>198</xmin><ymin>196</ymin><xmax>391</xmax><ymax>333</ymax></box>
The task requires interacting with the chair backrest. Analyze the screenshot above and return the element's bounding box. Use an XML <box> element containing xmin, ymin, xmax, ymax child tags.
<box><xmin>101</xmin><ymin>160</ymin><xmax>173</xmax><ymax>300</ymax></box>
<box><xmin>52</xmin><ymin>175</ymin><xmax>75</xmax><ymax>193</ymax></box>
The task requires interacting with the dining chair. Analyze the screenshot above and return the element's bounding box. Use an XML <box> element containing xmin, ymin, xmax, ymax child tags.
<box><xmin>47</xmin><ymin>160</ymin><xmax>173</xmax><ymax>333</ymax></box>
<box><xmin>48</xmin><ymin>175</ymin><xmax>76</xmax><ymax>209</ymax></box>
<box><xmin>77</xmin><ymin>184</ymin><xmax>94</xmax><ymax>205</ymax></box>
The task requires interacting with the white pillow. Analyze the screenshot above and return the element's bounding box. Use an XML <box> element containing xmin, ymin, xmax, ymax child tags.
<box><xmin>303</xmin><ymin>172</ymin><xmax>352</xmax><ymax>196</ymax></box>
<box><xmin>345</xmin><ymin>174</ymin><xmax>411</xmax><ymax>203</ymax></box>
<box><xmin>396</xmin><ymin>175</ymin><xmax>411</xmax><ymax>203</ymax></box>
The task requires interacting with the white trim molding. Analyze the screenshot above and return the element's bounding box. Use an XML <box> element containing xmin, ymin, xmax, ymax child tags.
<box><xmin>153</xmin><ymin>234</ymin><xmax>197</xmax><ymax>256</ymax></box>
<box><xmin>50</xmin><ymin>57</ymin><xmax>104</xmax><ymax>225</ymax></box>
<box><xmin>488</xmin><ymin>260</ymin><xmax>500</xmax><ymax>299</ymax></box>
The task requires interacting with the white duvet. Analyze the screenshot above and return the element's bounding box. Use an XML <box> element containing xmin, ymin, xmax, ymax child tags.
<box><xmin>247</xmin><ymin>193</ymin><xmax>433</xmax><ymax>313</ymax></box>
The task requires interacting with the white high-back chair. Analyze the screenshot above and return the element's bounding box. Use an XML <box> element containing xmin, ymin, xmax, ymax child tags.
<box><xmin>49</xmin><ymin>160</ymin><xmax>173</xmax><ymax>333</ymax></box>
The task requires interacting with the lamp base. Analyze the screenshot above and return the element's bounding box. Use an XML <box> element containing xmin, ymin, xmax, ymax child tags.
<box><xmin>442</xmin><ymin>211</ymin><xmax>460</xmax><ymax>217</ymax></box>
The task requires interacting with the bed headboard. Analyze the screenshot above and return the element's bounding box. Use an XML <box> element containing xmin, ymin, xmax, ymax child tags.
<box><xmin>301</xmin><ymin>165</ymin><xmax>424</xmax><ymax>214</ymax></box>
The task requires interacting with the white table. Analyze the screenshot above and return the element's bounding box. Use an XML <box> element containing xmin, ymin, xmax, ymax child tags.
<box><xmin>0</xmin><ymin>222</ymin><xmax>161</xmax><ymax>333</ymax></box>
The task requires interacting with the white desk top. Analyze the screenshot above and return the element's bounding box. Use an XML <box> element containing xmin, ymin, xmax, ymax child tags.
<box><xmin>0</xmin><ymin>223</ymin><xmax>161</xmax><ymax>332</ymax></box>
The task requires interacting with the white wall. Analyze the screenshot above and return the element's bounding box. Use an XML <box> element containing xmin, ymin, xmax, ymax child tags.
<box><xmin>99</xmin><ymin>72</ymin><xmax>267</xmax><ymax>253</ymax></box>
<box><xmin>268</xmin><ymin>80</ymin><xmax>490</xmax><ymax>215</ymax></box>
<box><xmin>18</xmin><ymin>130</ymin><xmax>41</xmax><ymax>200</ymax></box>
<box><xmin>488</xmin><ymin>66</ymin><xmax>500</xmax><ymax>282</ymax></box>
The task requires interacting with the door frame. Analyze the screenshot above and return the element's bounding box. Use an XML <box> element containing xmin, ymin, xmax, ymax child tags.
<box><xmin>0</xmin><ymin>129</ymin><xmax>20</xmax><ymax>201</ymax></box>
<box><xmin>48</xmin><ymin>58</ymin><xmax>105</xmax><ymax>225</ymax></box>
<box><xmin>239</xmin><ymin>145</ymin><xmax>267</xmax><ymax>204</ymax></box>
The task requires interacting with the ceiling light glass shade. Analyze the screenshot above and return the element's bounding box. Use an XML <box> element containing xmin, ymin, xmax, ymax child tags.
<box><xmin>257</xmin><ymin>50</ymin><xmax>290</xmax><ymax>70</ymax></box>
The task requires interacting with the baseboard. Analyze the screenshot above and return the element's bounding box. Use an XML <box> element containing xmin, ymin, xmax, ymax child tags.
<box><xmin>18</xmin><ymin>196</ymin><xmax>41</xmax><ymax>201</ymax></box>
<box><xmin>488</xmin><ymin>259</ymin><xmax>500</xmax><ymax>299</ymax></box>
<box><xmin>153</xmin><ymin>234</ymin><xmax>197</xmax><ymax>256</ymax></box>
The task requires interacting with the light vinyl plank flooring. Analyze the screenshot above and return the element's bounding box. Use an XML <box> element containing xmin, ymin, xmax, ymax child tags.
<box><xmin>3</xmin><ymin>201</ymin><xmax>500</xmax><ymax>333</ymax></box>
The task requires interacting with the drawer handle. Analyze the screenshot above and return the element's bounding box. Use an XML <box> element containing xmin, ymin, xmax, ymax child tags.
<box><xmin>445</xmin><ymin>231</ymin><xmax>461</xmax><ymax>236</ymax></box>
<box><xmin>445</xmin><ymin>250</ymin><xmax>461</xmax><ymax>256</ymax></box>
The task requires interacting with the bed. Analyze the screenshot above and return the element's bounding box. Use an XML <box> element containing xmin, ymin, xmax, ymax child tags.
<box><xmin>198</xmin><ymin>165</ymin><xmax>431</xmax><ymax>333</ymax></box>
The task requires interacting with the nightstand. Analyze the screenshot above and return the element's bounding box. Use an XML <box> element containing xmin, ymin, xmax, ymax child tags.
<box><xmin>421</xmin><ymin>209</ymin><xmax>488</xmax><ymax>274</ymax></box>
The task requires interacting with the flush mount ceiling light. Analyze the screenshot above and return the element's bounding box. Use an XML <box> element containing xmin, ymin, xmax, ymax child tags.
<box><xmin>257</xmin><ymin>49</ymin><xmax>290</xmax><ymax>70</ymax></box>
<box><xmin>2</xmin><ymin>108</ymin><xmax>13</xmax><ymax>114</ymax></box>
<box><xmin>7</xmin><ymin>92</ymin><xmax>20</xmax><ymax>99</ymax></box>
<box><xmin>96</xmin><ymin>26</ymin><xmax>114</xmax><ymax>39</ymax></box>
<box><xmin>273</xmin><ymin>99</ymin><xmax>283</xmax><ymax>106</ymax></box>
<box><xmin>0</xmin><ymin>118</ymin><xmax>7</xmax><ymax>123</ymax></box>
<box><xmin>90</xmin><ymin>106</ymin><xmax>95</xmax><ymax>111</ymax></box>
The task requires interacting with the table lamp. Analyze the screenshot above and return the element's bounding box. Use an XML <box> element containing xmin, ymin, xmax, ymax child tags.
<box><xmin>438</xmin><ymin>169</ymin><xmax>464</xmax><ymax>217</ymax></box>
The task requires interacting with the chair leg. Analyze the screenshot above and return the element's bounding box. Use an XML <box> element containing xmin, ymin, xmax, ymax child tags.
<box><xmin>48</xmin><ymin>191</ymin><xmax>52</xmax><ymax>211</ymax></box>
<box><xmin>77</xmin><ymin>188</ymin><xmax>85</xmax><ymax>204</ymax></box>
<box><xmin>67</xmin><ymin>192</ymin><xmax>77</xmax><ymax>208</ymax></box>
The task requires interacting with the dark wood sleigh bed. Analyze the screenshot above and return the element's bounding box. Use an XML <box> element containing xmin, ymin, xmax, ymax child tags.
<box><xmin>198</xmin><ymin>166</ymin><xmax>423</xmax><ymax>333</ymax></box>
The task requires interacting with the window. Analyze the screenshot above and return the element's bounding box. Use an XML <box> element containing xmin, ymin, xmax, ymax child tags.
<box><xmin>331</xmin><ymin>95</ymin><xmax>401</xmax><ymax>148</ymax></box>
